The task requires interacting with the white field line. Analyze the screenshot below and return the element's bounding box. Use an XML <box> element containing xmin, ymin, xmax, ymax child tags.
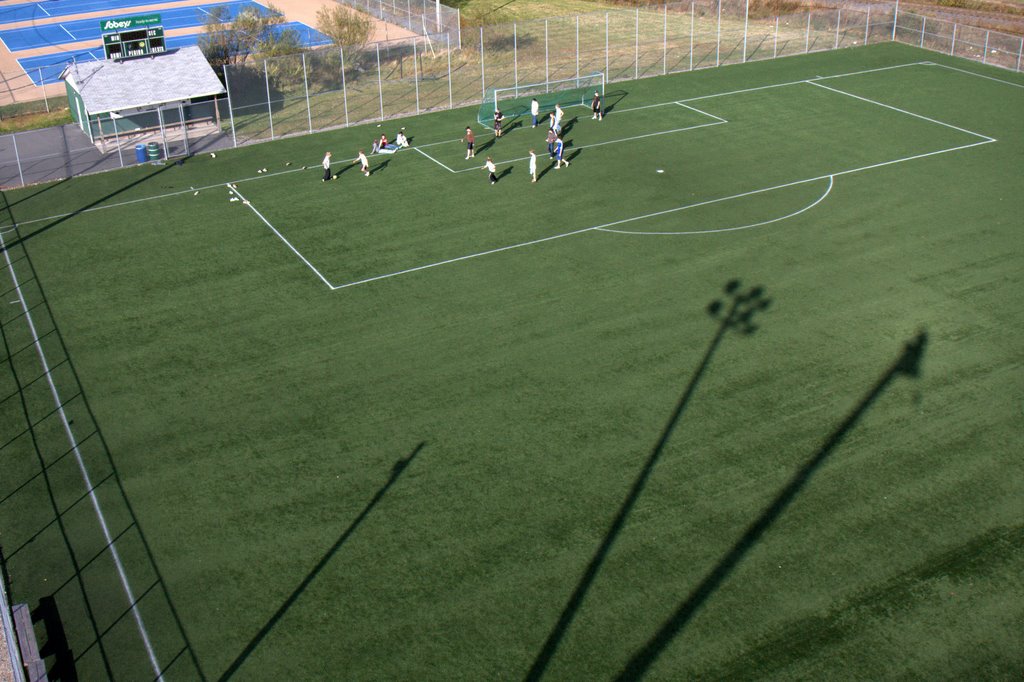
<box><xmin>806</xmin><ymin>80</ymin><xmax>996</xmax><ymax>141</ymax></box>
<box><xmin>413</xmin><ymin>147</ymin><xmax>457</xmax><ymax>172</ymax></box>
<box><xmin>674</xmin><ymin>101</ymin><xmax>728</xmax><ymax>123</ymax></box>
<box><xmin>38</xmin><ymin>3</ymin><xmax>51</xmax><ymax>16</ymax></box>
<box><xmin>61</xmin><ymin>24</ymin><xmax>76</xmax><ymax>41</ymax></box>
<box><xmin>0</xmin><ymin>61</ymin><xmax>935</xmax><ymax>231</ymax></box>
<box><xmin>333</xmin><ymin>137</ymin><xmax>994</xmax><ymax>289</ymax></box>
<box><xmin>598</xmin><ymin>175</ymin><xmax>834</xmax><ymax>235</ymax></box>
<box><xmin>0</xmin><ymin>231</ymin><xmax>163</xmax><ymax>679</ymax></box>
<box><xmin>923</xmin><ymin>61</ymin><xmax>1024</xmax><ymax>89</ymax></box>
<box><xmin>230</xmin><ymin>185</ymin><xmax>335</xmax><ymax>289</ymax></box>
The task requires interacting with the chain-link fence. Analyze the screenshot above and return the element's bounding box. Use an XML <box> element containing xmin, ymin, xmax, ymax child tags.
<box><xmin>3</xmin><ymin>1</ymin><xmax>1022</xmax><ymax>188</ymax></box>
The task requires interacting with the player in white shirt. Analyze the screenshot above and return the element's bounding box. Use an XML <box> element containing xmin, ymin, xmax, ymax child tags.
<box><xmin>356</xmin><ymin>150</ymin><xmax>370</xmax><ymax>176</ymax></box>
<box><xmin>552</xmin><ymin>104</ymin><xmax>564</xmax><ymax>133</ymax></box>
<box><xmin>485</xmin><ymin>157</ymin><xmax>497</xmax><ymax>184</ymax></box>
<box><xmin>321</xmin><ymin>152</ymin><xmax>332</xmax><ymax>182</ymax></box>
<box><xmin>395</xmin><ymin>130</ymin><xmax>409</xmax><ymax>148</ymax></box>
<box><xmin>529</xmin><ymin>150</ymin><xmax>537</xmax><ymax>183</ymax></box>
<box><xmin>531</xmin><ymin>98</ymin><xmax>540</xmax><ymax>128</ymax></box>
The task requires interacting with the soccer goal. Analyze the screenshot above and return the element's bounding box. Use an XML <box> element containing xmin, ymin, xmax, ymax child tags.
<box><xmin>477</xmin><ymin>73</ymin><xmax>605</xmax><ymax>128</ymax></box>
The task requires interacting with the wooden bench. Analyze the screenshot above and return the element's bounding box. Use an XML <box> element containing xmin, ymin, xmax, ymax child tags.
<box><xmin>11</xmin><ymin>603</ymin><xmax>47</xmax><ymax>682</ymax></box>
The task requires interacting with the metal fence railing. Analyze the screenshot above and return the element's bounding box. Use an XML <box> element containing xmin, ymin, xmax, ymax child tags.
<box><xmin>2</xmin><ymin>1</ymin><xmax>1022</xmax><ymax>188</ymax></box>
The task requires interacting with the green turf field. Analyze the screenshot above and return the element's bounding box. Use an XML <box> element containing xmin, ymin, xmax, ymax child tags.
<box><xmin>0</xmin><ymin>41</ymin><xmax>1021</xmax><ymax>680</ymax></box>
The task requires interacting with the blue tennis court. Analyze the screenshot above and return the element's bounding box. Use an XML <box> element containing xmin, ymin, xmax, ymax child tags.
<box><xmin>0</xmin><ymin>0</ymin><xmax>199</xmax><ymax>26</ymax></box>
<box><xmin>17</xmin><ymin>21</ymin><xmax>330</xmax><ymax>85</ymax></box>
<box><xmin>0</xmin><ymin>0</ymin><xmax>268</xmax><ymax>51</ymax></box>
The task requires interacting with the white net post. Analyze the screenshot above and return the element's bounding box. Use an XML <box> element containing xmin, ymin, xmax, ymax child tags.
<box><xmin>774</xmin><ymin>15</ymin><xmax>779</xmax><ymax>58</ymax></box>
<box><xmin>743</xmin><ymin>0</ymin><xmax>749</xmax><ymax>62</ymax></box>
<box><xmin>545</xmin><ymin>20</ymin><xmax>550</xmax><ymax>91</ymax></box>
<box><xmin>340</xmin><ymin>46</ymin><xmax>350</xmax><ymax>126</ymax></box>
<box><xmin>302</xmin><ymin>52</ymin><xmax>312</xmax><ymax>134</ymax></box>
<box><xmin>224</xmin><ymin>66</ymin><xmax>237</xmax><ymax>147</ymax></box>
<box><xmin>376</xmin><ymin>42</ymin><xmax>384</xmax><ymax>121</ymax></box>
<box><xmin>690</xmin><ymin>2</ymin><xmax>694</xmax><ymax>70</ymax></box>
<box><xmin>805</xmin><ymin>12</ymin><xmax>811</xmax><ymax>53</ymax></box>
<box><xmin>635</xmin><ymin>7</ymin><xmax>640</xmax><ymax>79</ymax></box>
<box><xmin>413</xmin><ymin>38</ymin><xmax>421</xmax><ymax>113</ymax></box>
<box><xmin>514</xmin><ymin>23</ymin><xmax>519</xmax><ymax>96</ymax></box>
<box><xmin>717</xmin><ymin>0</ymin><xmax>723</xmax><ymax>66</ymax></box>
<box><xmin>480</xmin><ymin>26</ymin><xmax>485</xmax><ymax>101</ymax></box>
<box><xmin>447</xmin><ymin>33</ymin><xmax>454</xmax><ymax>108</ymax></box>
<box><xmin>110</xmin><ymin>113</ymin><xmax>124</xmax><ymax>167</ymax></box>
<box><xmin>264</xmin><ymin>60</ymin><xmax>274</xmax><ymax>140</ymax></box>
<box><xmin>11</xmin><ymin>134</ymin><xmax>24</xmax><ymax>187</ymax></box>
<box><xmin>950</xmin><ymin>24</ymin><xmax>957</xmax><ymax>54</ymax></box>
<box><xmin>663</xmin><ymin>4</ymin><xmax>668</xmax><ymax>75</ymax></box>
<box><xmin>835</xmin><ymin>9</ymin><xmax>841</xmax><ymax>50</ymax></box>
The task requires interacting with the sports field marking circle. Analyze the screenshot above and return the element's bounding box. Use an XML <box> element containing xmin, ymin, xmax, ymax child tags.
<box><xmin>597</xmin><ymin>176</ymin><xmax>834</xmax><ymax>236</ymax></box>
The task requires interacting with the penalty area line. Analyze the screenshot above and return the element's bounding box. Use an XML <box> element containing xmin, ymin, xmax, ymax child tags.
<box><xmin>230</xmin><ymin>185</ymin><xmax>334</xmax><ymax>289</ymax></box>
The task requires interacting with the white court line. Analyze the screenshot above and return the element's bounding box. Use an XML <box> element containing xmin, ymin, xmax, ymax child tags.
<box><xmin>674</xmin><ymin>101</ymin><xmax>728</xmax><ymax>123</ymax></box>
<box><xmin>61</xmin><ymin>25</ymin><xmax>76</xmax><ymax>41</ymax></box>
<box><xmin>0</xmin><ymin>61</ymin><xmax>934</xmax><ymax>232</ymax></box>
<box><xmin>806</xmin><ymin>80</ymin><xmax>996</xmax><ymax>141</ymax></box>
<box><xmin>414</xmin><ymin>147</ymin><xmax>457</xmax><ymax>173</ymax></box>
<box><xmin>0</xmin><ymin>231</ymin><xmax>163</xmax><ymax>679</ymax></box>
<box><xmin>331</xmin><ymin>137</ymin><xmax>994</xmax><ymax>290</ymax></box>
<box><xmin>598</xmin><ymin>175</ymin><xmax>835</xmax><ymax>235</ymax></box>
<box><xmin>230</xmin><ymin>185</ymin><xmax>335</xmax><ymax>289</ymax></box>
<box><xmin>38</xmin><ymin>3</ymin><xmax>51</xmax><ymax>16</ymax></box>
<box><xmin>923</xmin><ymin>61</ymin><xmax>1024</xmax><ymax>89</ymax></box>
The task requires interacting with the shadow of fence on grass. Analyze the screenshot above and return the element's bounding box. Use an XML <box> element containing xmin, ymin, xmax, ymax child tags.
<box><xmin>615</xmin><ymin>331</ymin><xmax>928</xmax><ymax>679</ymax></box>
<box><xmin>217</xmin><ymin>442</ymin><xmax>426</xmax><ymax>681</ymax></box>
<box><xmin>524</xmin><ymin>279</ymin><xmax>771</xmax><ymax>681</ymax></box>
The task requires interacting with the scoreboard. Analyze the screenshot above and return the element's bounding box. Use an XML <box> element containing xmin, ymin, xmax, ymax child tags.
<box><xmin>101</xmin><ymin>14</ymin><xmax>166</xmax><ymax>60</ymax></box>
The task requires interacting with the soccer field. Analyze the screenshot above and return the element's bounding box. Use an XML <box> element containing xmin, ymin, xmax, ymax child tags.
<box><xmin>1</xmin><ymin>41</ymin><xmax>1022</xmax><ymax>680</ymax></box>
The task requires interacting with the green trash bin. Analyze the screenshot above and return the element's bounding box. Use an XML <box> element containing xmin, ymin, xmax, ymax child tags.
<box><xmin>146</xmin><ymin>142</ymin><xmax>161</xmax><ymax>161</ymax></box>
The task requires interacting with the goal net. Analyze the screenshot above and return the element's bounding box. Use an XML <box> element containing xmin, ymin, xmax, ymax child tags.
<box><xmin>477</xmin><ymin>73</ymin><xmax>605</xmax><ymax>128</ymax></box>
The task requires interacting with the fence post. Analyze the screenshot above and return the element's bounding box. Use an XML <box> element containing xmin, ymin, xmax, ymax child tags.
<box><xmin>690</xmin><ymin>2</ymin><xmax>694</xmax><ymax>70</ymax></box>
<box><xmin>157</xmin><ymin>107</ymin><xmax>169</xmax><ymax>160</ymax></box>
<box><xmin>11</xmin><ymin>134</ymin><xmax>24</xmax><ymax>187</ymax></box>
<box><xmin>340</xmin><ymin>47</ymin><xmax>350</xmax><ymax>127</ymax></box>
<box><xmin>413</xmin><ymin>38</ymin><xmax>421</xmax><ymax>113</ymax></box>
<box><xmin>598</xmin><ymin>13</ymin><xmax>606</xmax><ymax>80</ymax></box>
<box><xmin>514</xmin><ymin>22</ymin><xmax>519</xmax><ymax>95</ymax></box>
<box><xmin>376</xmin><ymin>43</ymin><xmax>384</xmax><ymax>121</ymax></box>
<box><xmin>663</xmin><ymin>3</ymin><xmax>668</xmax><ymax>75</ymax></box>
<box><xmin>774</xmin><ymin>15</ymin><xmax>779</xmax><ymax>58</ymax></box>
<box><xmin>891</xmin><ymin>0</ymin><xmax>899</xmax><ymax>41</ymax></box>
<box><xmin>110</xmin><ymin>113</ymin><xmax>124</xmax><ymax>167</ymax></box>
<box><xmin>864</xmin><ymin>6</ymin><xmax>870</xmax><ymax>45</ymax></box>
<box><xmin>545</xmin><ymin>19</ymin><xmax>550</xmax><ymax>91</ymax></box>
<box><xmin>983</xmin><ymin>30</ymin><xmax>989</xmax><ymax>63</ymax></box>
<box><xmin>635</xmin><ymin>7</ymin><xmax>640</xmax><ymax>79</ymax></box>
<box><xmin>950</xmin><ymin>23</ymin><xmax>957</xmax><ymax>55</ymax></box>
<box><xmin>39</xmin><ymin>69</ymin><xmax>49</xmax><ymax>112</ymax></box>
<box><xmin>264</xmin><ymin>59</ymin><xmax>274</xmax><ymax>140</ymax></box>
<box><xmin>834</xmin><ymin>9</ymin><xmax>841</xmax><ymax>49</ymax></box>
<box><xmin>805</xmin><ymin>12</ymin><xmax>811</xmax><ymax>53</ymax></box>
<box><xmin>224</xmin><ymin>65</ymin><xmax>237</xmax><ymax>147</ymax></box>
<box><xmin>480</xmin><ymin>26</ymin><xmax>485</xmax><ymax>101</ymax></box>
<box><xmin>576</xmin><ymin>15</ymin><xmax>581</xmax><ymax>84</ymax></box>
<box><xmin>458</xmin><ymin>8</ymin><xmax>462</xmax><ymax>49</ymax></box>
<box><xmin>1017</xmin><ymin>36</ymin><xmax>1022</xmax><ymax>71</ymax></box>
<box><xmin>716</xmin><ymin>0</ymin><xmax>722</xmax><ymax>66</ymax></box>
<box><xmin>447</xmin><ymin>33</ymin><xmax>454</xmax><ymax>108</ymax></box>
<box><xmin>920</xmin><ymin>16</ymin><xmax>926</xmax><ymax>48</ymax></box>
<box><xmin>178</xmin><ymin>102</ymin><xmax>190</xmax><ymax>157</ymax></box>
<box><xmin>743</xmin><ymin>0</ymin><xmax>749</xmax><ymax>62</ymax></box>
<box><xmin>302</xmin><ymin>52</ymin><xmax>312</xmax><ymax>134</ymax></box>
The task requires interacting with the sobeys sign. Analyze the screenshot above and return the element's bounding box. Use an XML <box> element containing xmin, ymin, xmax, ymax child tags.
<box><xmin>99</xmin><ymin>14</ymin><xmax>162</xmax><ymax>32</ymax></box>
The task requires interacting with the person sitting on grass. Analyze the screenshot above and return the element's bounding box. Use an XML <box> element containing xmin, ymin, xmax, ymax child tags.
<box><xmin>395</xmin><ymin>129</ymin><xmax>410</xmax><ymax>148</ymax></box>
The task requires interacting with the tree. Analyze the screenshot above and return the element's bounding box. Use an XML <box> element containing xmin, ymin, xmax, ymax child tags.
<box><xmin>199</xmin><ymin>2</ymin><xmax>302</xmax><ymax>75</ymax></box>
<box><xmin>315</xmin><ymin>4</ymin><xmax>373</xmax><ymax>50</ymax></box>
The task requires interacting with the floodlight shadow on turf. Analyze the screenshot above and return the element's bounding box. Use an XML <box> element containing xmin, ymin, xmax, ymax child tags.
<box><xmin>217</xmin><ymin>441</ymin><xmax>427</xmax><ymax>681</ymax></box>
<box><xmin>616</xmin><ymin>331</ymin><xmax>929</xmax><ymax>680</ymax></box>
<box><xmin>524</xmin><ymin>280</ymin><xmax>770</xmax><ymax>682</ymax></box>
